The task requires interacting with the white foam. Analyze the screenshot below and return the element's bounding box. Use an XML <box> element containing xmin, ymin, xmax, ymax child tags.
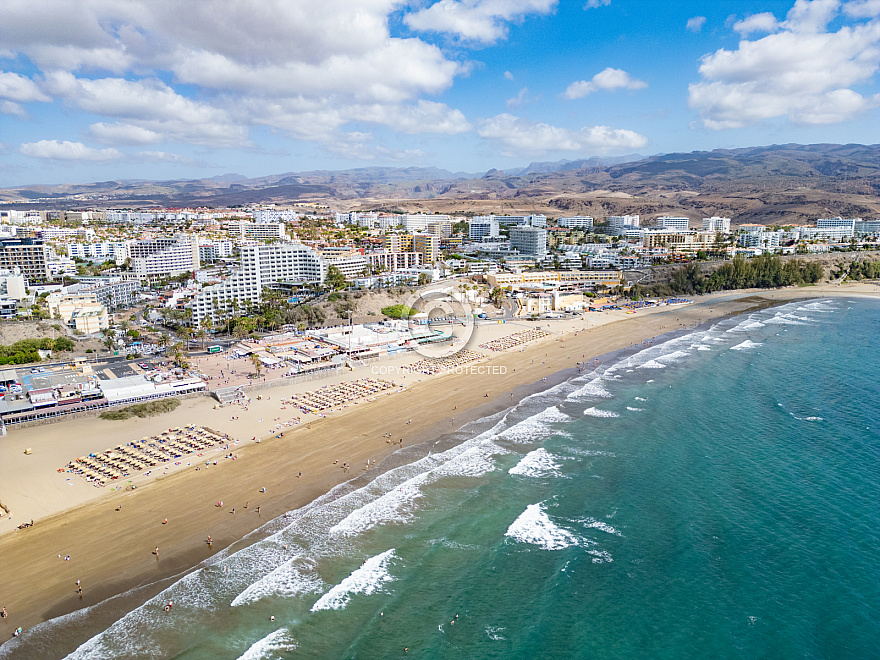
<box><xmin>727</xmin><ymin>318</ymin><xmax>765</xmax><ymax>332</ymax></box>
<box><xmin>329</xmin><ymin>474</ymin><xmax>429</xmax><ymax>537</ymax></box>
<box><xmin>584</xmin><ymin>407</ymin><xmax>620</xmax><ymax>418</ymax></box>
<box><xmin>579</xmin><ymin>517</ymin><xmax>623</xmax><ymax>536</ymax></box>
<box><xmin>637</xmin><ymin>359</ymin><xmax>666</xmax><ymax>369</ymax></box>
<box><xmin>500</xmin><ymin>405</ymin><xmax>571</xmax><ymax>443</ymax></box>
<box><xmin>634</xmin><ymin>397</ymin><xmax>647</xmax><ymax>402</ymax></box>
<box><xmin>509</xmin><ymin>448</ymin><xmax>563</xmax><ymax>478</ymax></box>
<box><xmin>567</xmin><ymin>378</ymin><xmax>613</xmax><ymax>400</ymax></box>
<box><xmin>231</xmin><ymin>557</ymin><xmax>323</xmax><ymax>607</ymax></box>
<box><xmin>485</xmin><ymin>626</ymin><xmax>507</xmax><ymax>641</ymax></box>
<box><xmin>626</xmin><ymin>407</ymin><xmax>644</xmax><ymax>412</ymax></box>
<box><xmin>730</xmin><ymin>340</ymin><xmax>762</xmax><ymax>351</ymax></box>
<box><xmin>505</xmin><ymin>503</ymin><xmax>580</xmax><ymax>550</ymax></box>
<box><xmin>310</xmin><ymin>549</ymin><xmax>396</xmax><ymax>612</ymax></box>
<box><xmin>237</xmin><ymin>629</ymin><xmax>297</xmax><ymax>660</ymax></box>
<box><xmin>695</xmin><ymin>345</ymin><xmax>711</xmax><ymax>351</ymax></box>
<box><xmin>656</xmin><ymin>350</ymin><xmax>689</xmax><ymax>363</ymax></box>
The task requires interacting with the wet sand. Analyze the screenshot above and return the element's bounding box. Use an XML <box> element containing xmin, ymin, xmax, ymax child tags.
<box><xmin>0</xmin><ymin>284</ymin><xmax>876</xmax><ymax>640</ymax></box>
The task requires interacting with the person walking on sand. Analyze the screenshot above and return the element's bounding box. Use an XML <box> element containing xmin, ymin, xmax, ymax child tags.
<box><xmin>207</xmin><ymin>536</ymin><xmax>212</xmax><ymax>548</ymax></box>
<box><xmin>155</xmin><ymin>546</ymin><xmax>159</xmax><ymax>558</ymax></box>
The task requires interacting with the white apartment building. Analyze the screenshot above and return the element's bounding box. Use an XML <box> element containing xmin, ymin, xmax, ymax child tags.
<box><xmin>510</xmin><ymin>226</ymin><xmax>548</xmax><ymax>260</ymax></box>
<box><xmin>739</xmin><ymin>229</ymin><xmax>783</xmax><ymax>249</ymax></box>
<box><xmin>816</xmin><ymin>217</ymin><xmax>856</xmax><ymax>237</ymax></box>
<box><xmin>702</xmin><ymin>216</ymin><xmax>731</xmax><ymax>233</ymax></box>
<box><xmin>67</xmin><ymin>241</ymin><xmax>129</xmax><ymax>263</ymax></box>
<box><xmin>253</xmin><ymin>209</ymin><xmax>299</xmax><ymax>223</ymax></box>
<box><xmin>426</xmin><ymin>220</ymin><xmax>453</xmax><ymax>237</ymax></box>
<box><xmin>325</xmin><ymin>251</ymin><xmax>370</xmax><ymax>281</ymax></box>
<box><xmin>641</xmin><ymin>229</ymin><xmax>717</xmax><ymax>253</ymax></box>
<box><xmin>366</xmin><ymin>251</ymin><xmax>423</xmax><ymax>272</ymax></box>
<box><xmin>227</xmin><ymin>221</ymin><xmax>287</xmax><ymax>240</ymax></box>
<box><xmin>557</xmin><ymin>216</ymin><xmax>594</xmax><ymax>229</ymax></box>
<box><xmin>0</xmin><ymin>269</ymin><xmax>27</xmax><ymax>301</ymax></box>
<box><xmin>855</xmin><ymin>220</ymin><xmax>880</xmax><ymax>235</ymax></box>
<box><xmin>469</xmin><ymin>217</ymin><xmax>500</xmax><ymax>241</ymax></box>
<box><xmin>189</xmin><ymin>243</ymin><xmax>325</xmax><ymax>325</ymax></box>
<box><xmin>37</xmin><ymin>227</ymin><xmax>96</xmax><ymax>240</ymax></box>
<box><xmin>129</xmin><ymin>235</ymin><xmax>200</xmax><ymax>279</ymax></box>
<box><xmin>607</xmin><ymin>215</ymin><xmax>640</xmax><ymax>229</ymax></box>
<box><xmin>657</xmin><ymin>217</ymin><xmax>690</xmax><ymax>231</ymax></box>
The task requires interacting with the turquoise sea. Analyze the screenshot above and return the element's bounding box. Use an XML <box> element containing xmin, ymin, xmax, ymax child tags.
<box><xmin>4</xmin><ymin>297</ymin><xmax>880</xmax><ymax>659</ymax></box>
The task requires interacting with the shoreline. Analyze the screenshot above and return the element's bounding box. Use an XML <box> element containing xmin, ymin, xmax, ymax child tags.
<box><xmin>1</xmin><ymin>283</ymin><xmax>878</xmax><ymax>653</ymax></box>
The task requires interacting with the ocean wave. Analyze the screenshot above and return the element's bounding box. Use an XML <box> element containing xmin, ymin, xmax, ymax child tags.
<box><xmin>485</xmin><ymin>626</ymin><xmax>507</xmax><ymax>641</ymax></box>
<box><xmin>578</xmin><ymin>517</ymin><xmax>623</xmax><ymax>537</ymax></box>
<box><xmin>310</xmin><ymin>549</ymin><xmax>396</xmax><ymax>612</ymax></box>
<box><xmin>509</xmin><ymin>448</ymin><xmax>563</xmax><ymax>478</ymax></box>
<box><xmin>797</xmin><ymin>301</ymin><xmax>835</xmax><ymax>313</ymax></box>
<box><xmin>231</xmin><ymin>557</ymin><xmax>323</xmax><ymax>607</ymax></box>
<box><xmin>634</xmin><ymin>397</ymin><xmax>647</xmax><ymax>401</ymax></box>
<box><xmin>637</xmin><ymin>360</ymin><xmax>667</xmax><ymax>369</ymax></box>
<box><xmin>330</xmin><ymin>441</ymin><xmax>504</xmax><ymax>537</ymax></box>
<box><xmin>505</xmin><ymin>503</ymin><xmax>580</xmax><ymax>551</ymax></box>
<box><xmin>626</xmin><ymin>407</ymin><xmax>644</xmax><ymax>412</ymax></box>
<box><xmin>567</xmin><ymin>378</ymin><xmax>613</xmax><ymax>400</ymax></box>
<box><xmin>656</xmin><ymin>350</ymin><xmax>690</xmax><ymax>362</ymax></box>
<box><xmin>727</xmin><ymin>318</ymin><xmax>765</xmax><ymax>332</ymax></box>
<box><xmin>499</xmin><ymin>405</ymin><xmax>571</xmax><ymax>443</ymax></box>
<box><xmin>237</xmin><ymin>629</ymin><xmax>297</xmax><ymax>660</ymax></box>
<box><xmin>584</xmin><ymin>407</ymin><xmax>620</xmax><ymax>418</ymax></box>
<box><xmin>730</xmin><ymin>340</ymin><xmax>762</xmax><ymax>351</ymax></box>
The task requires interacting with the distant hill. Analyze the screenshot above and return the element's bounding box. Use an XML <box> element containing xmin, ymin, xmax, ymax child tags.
<box><xmin>2</xmin><ymin>144</ymin><xmax>879</xmax><ymax>225</ymax></box>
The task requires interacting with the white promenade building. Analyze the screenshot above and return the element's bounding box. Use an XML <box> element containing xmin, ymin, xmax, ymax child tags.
<box><xmin>469</xmin><ymin>217</ymin><xmax>500</xmax><ymax>241</ymax></box>
<box><xmin>189</xmin><ymin>243</ymin><xmax>325</xmax><ymax>325</ymax></box>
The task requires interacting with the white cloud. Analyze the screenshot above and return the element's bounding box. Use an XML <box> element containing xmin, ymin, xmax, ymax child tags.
<box><xmin>690</xmin><ymin>4</ymin><xmax>880</xmax><ymax>129</ymax></box>
<box><xmin>0</xmin><ymin>71</ymin><xmax>50</xmax><ymax>103</ymax></box>
<box><xmin>404</xmin><ymin>0</ymin><xmax>557</xmax><ymax>44</ymax></box>
<box><xmin>584</xmin><ymin>0</ymin><xmax>610</xmax><ymax>8</ymax></box>
<box><xmin>20</xmin><ymin>140</ymin><xmax>123</xmax><ymax>161</ymax></box>
<box><xmin>506</xmin><ymin>87</ymin><xmax>536</xmax><ymax>107</ymax></box>
<box><xmin>686</xmin><ymin>16</ymin><xmax>707</xmax><ymax>32</ymax></box>
<box><xmin>504</xmin><ymin>70</ymin><xmax>515</xmax><ymax>80</ymax></box>
<box><xmin>1</xmin><ymin>100</ymin><xmax>27</xmax><ymax>117</ymax></box>
<box><xmin>563</xmin><ymin>67</ymin><xmax>647</xmax><ymax>99</ymax></box>
<box><xmin>42</xmin><ymin>72</ymin><xmax>249</xmax><ymax>148</ymax></box>
<box><xmin>477</xmin><ymin>113</ymin><xmax>647</xmax><ymax>156</ymax></box>
<box><xmin>733</xmin><ymin>12</ymin><xmax>780</xmax><ymax>35</ymax></box>
<box><xmin>845</xmin><ymin>0</ymin><xmax>880</xmax><ymax>18</ymax></box>
<box><xmin>0</xmin><ymin>0</ymin><xmax>472</xmax><ymax>155</ymax></box>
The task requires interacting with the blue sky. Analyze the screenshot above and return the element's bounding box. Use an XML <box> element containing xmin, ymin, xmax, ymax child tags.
<box><xmin>1</xmin><ymin>0</ymin><xmax>879</xmax><ymax>187</ymax></box>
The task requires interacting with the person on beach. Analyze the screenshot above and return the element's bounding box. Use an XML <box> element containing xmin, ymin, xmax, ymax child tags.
<box><xmin>1</xmin><ymin>607</ymin><xmax>7</xmax><ymax>618</ymax></box>
<box><xmin>207</xmin><ymin>536</ymin><xmax>212</xmax><ymax>548</ymax></box>
<box><xmin>155</xmin><ymin>546</ymin><xmax>159</xmax><ymax>558</ymax></box>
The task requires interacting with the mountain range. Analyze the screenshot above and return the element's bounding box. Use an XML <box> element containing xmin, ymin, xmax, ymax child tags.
<box><xmin>3</xmin><ymin>144</ymin><xmax>880</xmax><ymax>225</ymax></box>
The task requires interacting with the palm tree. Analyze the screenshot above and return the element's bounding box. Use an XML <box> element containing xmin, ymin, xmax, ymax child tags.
<box><xmin>249</xmin><ymin>352</ymin><xmax>263</xmax><ymax>378</ymax></box>
<box><xmin>157</xmin><ymin>332</ymin><xmax>171</xmax><ymax>356</ymax></box>
<box><xmin>194</xmin><ymin>327</ymin><xmax>208</xmax><ymax>352</ymax></box>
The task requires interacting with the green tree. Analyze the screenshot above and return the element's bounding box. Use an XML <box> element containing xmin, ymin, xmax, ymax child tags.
<box><xmin>327</xmin><ymin>265</ymin><xmax>347</xmax><ymax>290</ymax></box>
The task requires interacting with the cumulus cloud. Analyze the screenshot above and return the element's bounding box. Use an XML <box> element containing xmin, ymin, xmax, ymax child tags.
<box><xmin>0</xmin><ymin>0</ymin><xmax>474</xmax><ymax>156</ymax></box>
<box><xmin>732</xmin><ymin>12</ymin><xmax>780</xmax><ymax>35</ymax></box>
<box><xmin>477</xmin><ymin>113</ymin><xmax>647</xmax><ymax>156</ymax></box>
<box><xmin>690</xmin><ymin>0</ymin><xmax>880</xmax><ymax>129</ymax></box>
<box><xmin>404</xmin><ymin>0</ymin><xmax>557</xmax><ymax>44</ymax></box>
<box><xmin>506</xmin><ymin>87</ymin><xmax>538</xmax><ymax>107</ymax></box>
<box><xmin>686</xmin><ymin>16</ymin><xmax>707</xmax><ymax>32</ymax></box>
<box><xmin>845</xmin><ymin>0</ymin><xmax>880</xmax><ymax>18</ymax></box>
<box><xmin>0</xmin><ymin>71</ymin><xmax>51</xmax><ymax>103</ymax></box>
<box><xmin>584</xmin><ymin>0</ymin><xmax>610</xmax><ymax>8</ymax></box>
<box><xmin>20</xmin><ymin>140</ymin><xmax>123</xmax><ymax>161</ymax></box>
<box><xmin>563</xmin><ymin>67</ymin><xmax>647</xmax><ymax>99</ymax></box>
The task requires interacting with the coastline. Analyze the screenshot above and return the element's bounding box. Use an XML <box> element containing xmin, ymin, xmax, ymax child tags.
<box><xmin>1</xmin><ymin>283</ymin><xmax>878</xmax><ymax>651</ymax></box>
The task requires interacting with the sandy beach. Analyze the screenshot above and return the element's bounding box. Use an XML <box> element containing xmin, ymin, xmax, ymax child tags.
<box><xmin>0</xmin><ymin>283</ymin><xmax>877</xmax><ymax>638</ymax></box>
